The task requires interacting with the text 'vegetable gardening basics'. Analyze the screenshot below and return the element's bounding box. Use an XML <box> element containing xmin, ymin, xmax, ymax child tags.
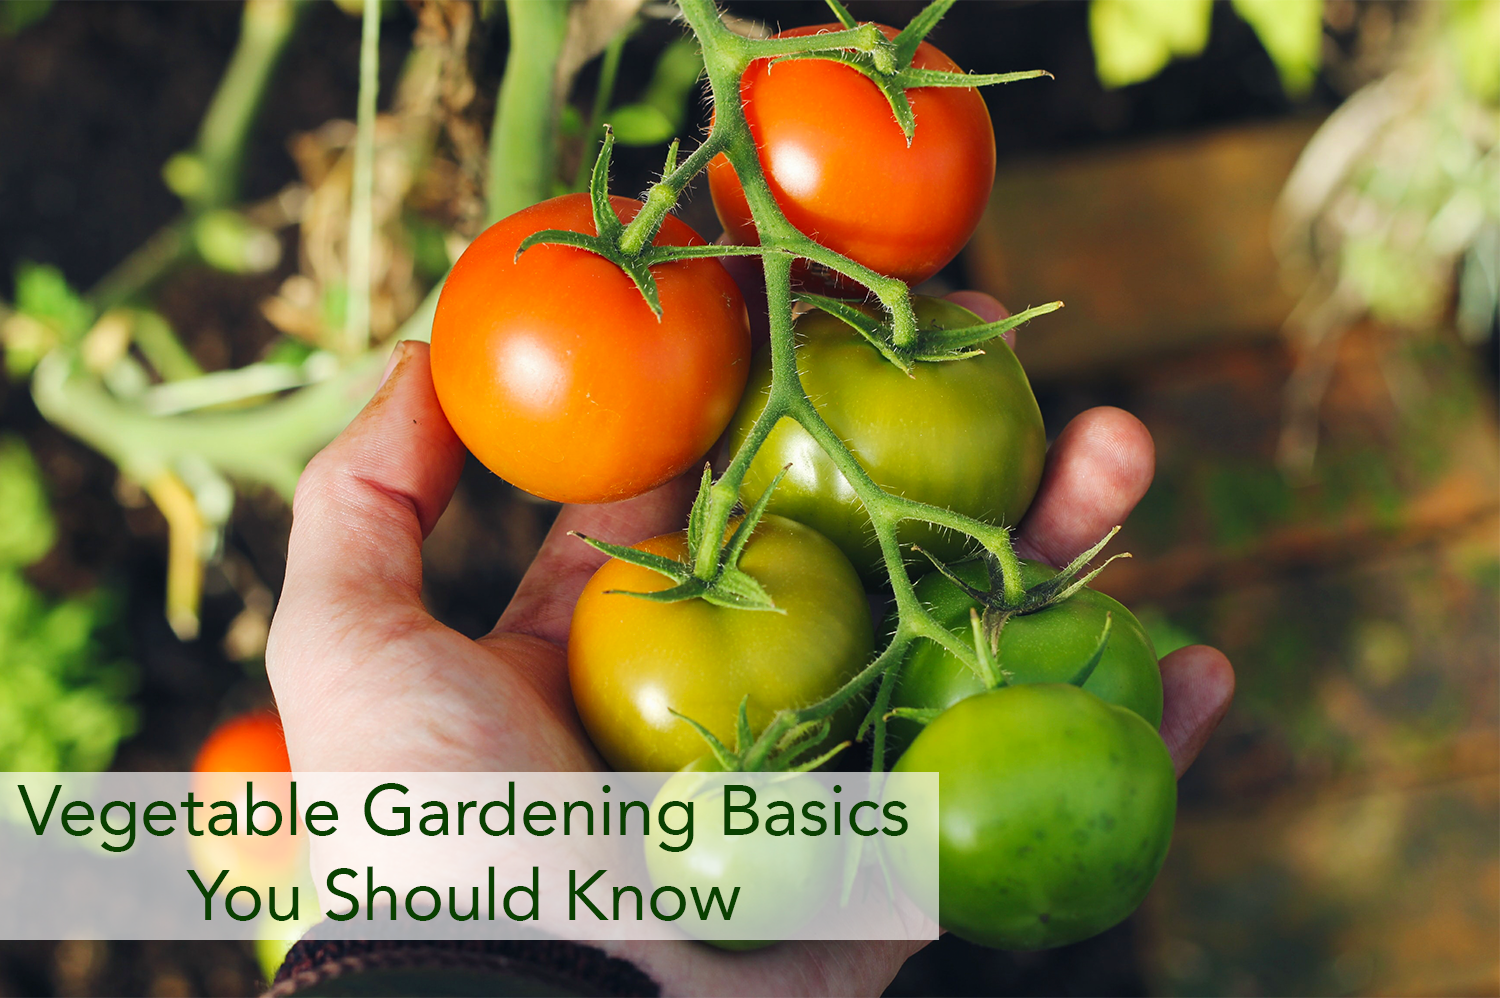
<box><xmin>1</xmin><ymin>772</ymin><xmax>937</xmax><ymax>942</ymax></box>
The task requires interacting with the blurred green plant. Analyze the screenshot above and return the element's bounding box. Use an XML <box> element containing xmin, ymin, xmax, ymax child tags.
<box><xmin>1089</xmin><ymin>0</ymin><xmax>1323</xmax><ymax>98</ymax></box>
<box><xmin>0</xmin><ymin>0</ymin><xmax>51</xmax><ymax>37</ymax></box>
<box><xmin>1273</xmin><ymin>0</ymin><xmax>1499</xmax><ymax>476</ymax></box>
<box><xmin>0</xmin><ymin>0</ymin><xmax>676</xmax><ymax>640</ymax></box>
<box><xmin>0</xmin><ymin>436</ymin><xmax>136</xmax><ymax>772</ymax></box>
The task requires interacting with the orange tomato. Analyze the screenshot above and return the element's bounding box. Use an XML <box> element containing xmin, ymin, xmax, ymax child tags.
<box><xmin>430</xmin><ymin>193</ymin><xmax>751</xmax><ymax>504</ymax></box>
<box><xmin>192</xmin><ymin>712</ymin><xmax>299</xmax><ymax>889</ymax></box>
<box><xmin>193</xmin><ymin>712</ymin><xmax>291</xmax><ymax>774</ymax></box>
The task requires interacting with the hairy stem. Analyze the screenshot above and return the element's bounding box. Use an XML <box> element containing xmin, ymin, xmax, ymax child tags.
<box><xmin>619</xmin><ymin>0</ymin><xmax>1014</xmax><ymax>768</ymax></box>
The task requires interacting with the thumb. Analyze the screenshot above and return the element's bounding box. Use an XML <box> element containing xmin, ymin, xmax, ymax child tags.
<box><xmin>268</xmin><ymin>341</ymin><xmax>466</xmax><ymax>690</ymax></box>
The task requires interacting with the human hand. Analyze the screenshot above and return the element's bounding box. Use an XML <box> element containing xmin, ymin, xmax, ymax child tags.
<box><xmin>265</xmin><ymin>291</ymin><xmax>1233</xmax><ymax>995</ymax></box>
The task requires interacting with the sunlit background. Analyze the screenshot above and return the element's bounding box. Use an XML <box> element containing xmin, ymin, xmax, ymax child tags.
<box><xmin>0</xmin><ymin>0</ymin><xmax>1495</xmax><ymax>994</ymax></box>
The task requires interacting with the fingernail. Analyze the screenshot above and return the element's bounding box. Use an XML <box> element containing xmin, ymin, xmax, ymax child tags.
<box><xmin>378</xmin><ymin>341</ymin><xmax>409</xmax><ymax>390</ymax></box>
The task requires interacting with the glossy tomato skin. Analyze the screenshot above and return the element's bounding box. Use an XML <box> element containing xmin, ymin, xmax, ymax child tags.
<box><xmin>729</xmin><ymin>297</ymin><xmax>1046</xmax><ymax>583</ymax></box>
<box><xmin>568</xmin><ymin>515</ymin><xmax>872</xmax><ymax>773</ymax></box>
<box><xmin>890</xmin><ymin>684</ymin><xmax>1176</xmax><ymax>950</ymax></box>
<box><xmin>708</xmin><ymin>24</ymin><xmax>995</xmax><ymax>286</ymax></box>
<box><xmin>890</xmin><ymin>559</ymin><xmax>1162</xmax><ymax>749</ymax></box>
<box><xmin>431</xmin><ymin>193</ymin><xmax>750</xmax><ymax>504</ymax></box>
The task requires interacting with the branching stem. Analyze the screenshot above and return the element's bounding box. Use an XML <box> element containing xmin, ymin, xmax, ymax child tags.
<box><xmin>630</xmin><ymin>0</ymin><xmax>1036</xmax><ymax>771</ymax></box>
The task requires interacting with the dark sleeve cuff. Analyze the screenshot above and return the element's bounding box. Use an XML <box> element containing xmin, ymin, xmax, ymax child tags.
<box><xmin>266</xmin><ymin>939</ymin><xmax>660</xmax><ymax>997</ymax></box>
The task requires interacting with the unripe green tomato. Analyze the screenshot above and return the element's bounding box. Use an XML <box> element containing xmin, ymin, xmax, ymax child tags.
<box><xmin>890</xmin><ymin>684</ymin><xmax>1176</xmax><ymax>950</ymax></box>
<box><xmin>646</xmin><ymin>761</ymin><xmax>837</xmax><ymax>950</ymax></box>
<box><xmin>890</xmin><ymin>559</ymin><xmax>1161</xmax><ymax>750</ymax></box>
<box><xmin>728</xmin><ymin>296</ymin><xmax>1046</xmax><ymax>583</ymax></box>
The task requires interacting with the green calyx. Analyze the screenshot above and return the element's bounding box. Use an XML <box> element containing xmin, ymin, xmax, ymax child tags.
<box><xmin>797</xmin><ymin>292</ymin><xmax>1063</xmax><ymax>373</ymax></box>
<box><xmin>515</xmin><ymin>129</ymin><xmax>767</xmax><ymax>319</ymax></box>
<box><xmin>571</xmin><ymin>464</ymin><xmax>792</xmax><ymax>612</ymax></box>
<box><xmin>672</xmin><ymin>696</ymin><xmax>851</xmax><ymax>774</ymax></box>
<box><xmin>915</xmin><ymin>527</ymin><xmax>1130</xmax><ymax>690</ymax></box>
<box><xmin>788</xmin><ymin>0</ymin><xmax>1053</xmax><ymax>145</ymax></box>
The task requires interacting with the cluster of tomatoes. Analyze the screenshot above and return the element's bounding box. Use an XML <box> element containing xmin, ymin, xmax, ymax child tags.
<box><xmin>430</xmin><ymin>22</ymin><xmax>1176</xmax><ymax>951</ymax></box>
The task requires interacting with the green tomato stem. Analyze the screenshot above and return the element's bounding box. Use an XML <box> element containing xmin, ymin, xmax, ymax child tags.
<box><xmin>488</xmin><ymin>0</ymin><xmax>572</xmax><ymax>223</ymax></box>
<box><xmin>616</xmin><ymin>0</ymin><xmax>1033</xmax><ymax>770</ymax></box>
<box><xmin>343</xmin><ymin>0</ymin><xmax>381</xmax><ymax>356</ymax></box>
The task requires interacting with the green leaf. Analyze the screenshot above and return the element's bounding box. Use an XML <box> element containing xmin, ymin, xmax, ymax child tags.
<box><xmin>823</xmin><ymin>0</ymin><xmax>857</xmax><ymax>29</ymax></box>
<box><xmin>722</xmin><ymin>463</ymin><xmax>789</xmax><ymax>574</ymax></box>
<box><xmin>1067</xmin><ymin>612</ymin><xmax>1113</xmax><ymax>687</ymax></box>
<box><xmin>686</xmin><ymin>464</ymin><xmax>713</xmax><ymax>558</ymax></box>
<box><xmin>668</xmin><ymin>708</ymin><xmax>739</xmax><ymax>770</ymax></box>
<box><xmin>569</xmin><ymin>531</ymin><xmax>692</xmax><ymax>582</ymax></box>
<box><xmin>798</xmin><ymin>293</ymin><xmax>911</xmax><ymax>370</ymax></box>
<box><xmin>891</xmin><ymin>0</ymin><xmax>957</xmax><ymax>67</ymax></box>
<box><xmin>735</xmin><ymin>696</ymin><xmax>753</xmax><ymax>754</ymax></box>
<box><xmin>606</xmin><ymin>103</ymin><xmax>676</xmax><ymax>146</ymax></box>
<box><xmin>192</xmin><ymin>209</ymin><xmax>280</xmax><ymax>274</ymax></box>
<box><xmin>896</xmin><ymin>67</ymin><xmax>1053</xmax><ymax>89</ymax></box>
<box><xmin>783</xmin><ymin>738</ymin><xmax>850</xmax><ymax>773</ymax></box>
<box><xmin>701</xmin><ymin>568</ymin><xmax>781</xmax><ymax>612</ymax></box>
<box><xmin>0</xmin><ymin>571</ymin><xmax>137</xmax><ymax>771</ymax></box>
<box><xmin>0</xmin><ymin>0</ymin><xmax>51</xmax><ymax>36</ymax></box>
<box><xmin>588</xmin><ymin>128</ymin><xmax>624</xmax><ymax>242</ymax></box>
<box><xmin>640</xmin><ymin>37</ymin><xmax>704</xmax><ymax>131</ymax></box>
<box><xmin>619</xmin><ymin>258</ymin><xmax>663</xmax><ymax>319</ymax></box>
<box><xmin>1230</xmin><ymin>0</ymin><xmax>1322</xmax><ymax>99</ymax></box>
<box><xmin>14</xmin><ymin>262</ymin><xmax>93</xmax><ymax>341</ymax></box>
<box><xmin>1447</xmin><ymin>0</ymin><xmax>1500</xmax><ymax>102</ymax></box>
<box><xmin>515</xmin><ymin>228</ymin><xmax>608</xmax><ymax>259</ymax></box>
<box><xmin>608</xmin><ymin>578</ymin><xmax>711</xmax><ymax>604</ymax></box>
<box><xmin>918</xmin><ymin>300</ymin><xmax>1064</xmax><ymax>353</ymax></box>
<box><xmin>886</xmin><ymin>706</ymin><xmax>944</xmax><ymax>725</ymax></box>
<box><xmin>0</xmin><ymin>436</ymin><xmax>56</xmax><ymax>568</ymax></box>
<box><xmin>1089</xmin><ymin>0</ymin><xmax>1213</xmax><ymax>89</ymax></box>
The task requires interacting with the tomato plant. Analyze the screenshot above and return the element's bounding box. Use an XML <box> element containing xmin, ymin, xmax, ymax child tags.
<box><xmin>430</xmin><ymin>192</ymin><xmax>750</xmax><ymax>504</ymax></box>
<box><xmin>708</xmin><ymin>24</ymin><xmax>996</xmax><ymax>287</ymax></box>
<box><xmin>890</xmin><ymin>683</ymin><xmax>1176</xmax><ymax>950</ymax></box>
<box><xmin>729</xmin><ymin>296</ymin><xmax>1046</xmax><ymax>581</ymax></box>
<box><xmin>568</xmin><ymin>514</ymin><xmax>873</xmax><ymax>773</ymax></box>
<box><xmin>890</xmin><ymin>558</ymin><xmax>1162</xmax><ymax>748</ymax></box>
<box><xmin>646</xmin><ymin>763</ymin><xmax>837</xmax><ymax>949</ymax></box>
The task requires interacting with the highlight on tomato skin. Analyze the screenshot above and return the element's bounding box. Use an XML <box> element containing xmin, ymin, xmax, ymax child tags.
<box><xmin>429</xmin><ymin>193</ymin><xmax>752</xmax><ymax>505</ymax></box>
<box><xmin>708</xmin><ymin>23</ymin><xmax>997</xmax><ymax>287</ymax></box>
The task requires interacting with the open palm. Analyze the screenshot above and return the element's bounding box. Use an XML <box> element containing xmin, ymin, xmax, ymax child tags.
<box><xmin>266</xmin><ymin>292</ymin><xmax>1233</xmax><ymax>996</ymax></box>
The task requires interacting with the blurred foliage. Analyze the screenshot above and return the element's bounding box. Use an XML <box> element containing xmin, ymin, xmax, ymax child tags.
<box><xmin>1090</xmin><ymin>0</ymin><xmax>1323</xmax><ymax>97</ymax></box>
<box><xmin>606</xmin><ymin>36</ymin><xmax>704</xmax><ymax>147</ymax></box>
<box><xmin>2</xmin><ymin>262</ymin><xmax>93</xmax><ymax>378</ymax></box>
<box><xmin>1273</xmin><ymin>0</ymin><xmax>1499</xmax><ymax>473</ymax></box>
<box><xmin>0</xmin><ymin>0</ymin><xmax>51</xmax><ymax>37</ymax></box>
<box><xmin>0</xmin><ymin>435</ymin><xmax>136</xmax><ymax>772</ymax></box>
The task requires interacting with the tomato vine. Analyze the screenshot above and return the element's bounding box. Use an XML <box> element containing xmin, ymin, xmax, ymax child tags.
<box><xmin>548</xmin><ymin>0</ymin><xmax>1093</xmax><ymax>774</ymax></box>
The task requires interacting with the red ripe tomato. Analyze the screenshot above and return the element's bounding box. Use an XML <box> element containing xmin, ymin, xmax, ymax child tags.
<box><xmin>430</xmin><ymin>193</ymin><xmax>751</xmax><ymax>504</ymax></box>
<box><xmin>708</xmin><ymin>24</ymin><xmax>996</xmax><ymax>287</ymax></box>
<box><xmin>193</xmin><ymin>712</ymin><xmax>290</xmax><ymax>773</ymax></box>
